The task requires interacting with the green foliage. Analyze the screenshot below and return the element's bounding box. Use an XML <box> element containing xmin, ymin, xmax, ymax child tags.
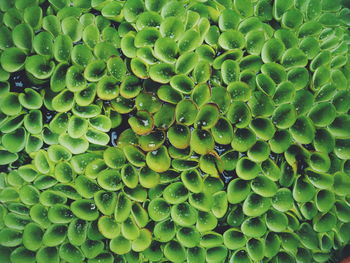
<box><xmin>0</xmin><ymin>0</ymin><xmax>350</xmax><ymax>262</ymax></box>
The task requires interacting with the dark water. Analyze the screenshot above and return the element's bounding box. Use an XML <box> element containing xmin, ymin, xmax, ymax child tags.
<box><xmin>9</xmin><ymin>151</ymin><xmax>31</xmax><ymax>170</ymax></box>
<box><xmin>302</xmin><ymin>143</ymin><xmax>315</xmax><ymax>151</ymax></box>
<box><xmin>215</xmin><ymin>144</ymin><xmax>231</xmax><ymax>155</ymax></box>
<box><xmin>109</xmin><ymin>131</ymin><xmax>118</xmax><ymax>146</ymax></box>
<box><xmin>42</xmin><ymin>107</ymin><xmax>55</xmax><ymax>123</ymax></box>
<box><xmin>221</xmin><ymin>170</ymin><xmax>235</xmax><ymax>184</ymax></box>
<box><xmin>8</xmin><ymin>71</ymin><xmax>31</xmax><ymax>92</ymax></box>
<box><xmin>0</xmin><ymin>165</ymin><xmax>8</xmax><ymax>173</ymax></box>
<box><xmin>107</xmin><ymin>111</ymin><xmax>132</xmax><ymax>146</ymax></box>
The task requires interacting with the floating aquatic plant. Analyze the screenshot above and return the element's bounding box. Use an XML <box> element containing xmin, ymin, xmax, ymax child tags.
<box><xmin>0</xmin><ymin>0</ymin><xmax>350</xmax><ymax>262</ymax></box>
